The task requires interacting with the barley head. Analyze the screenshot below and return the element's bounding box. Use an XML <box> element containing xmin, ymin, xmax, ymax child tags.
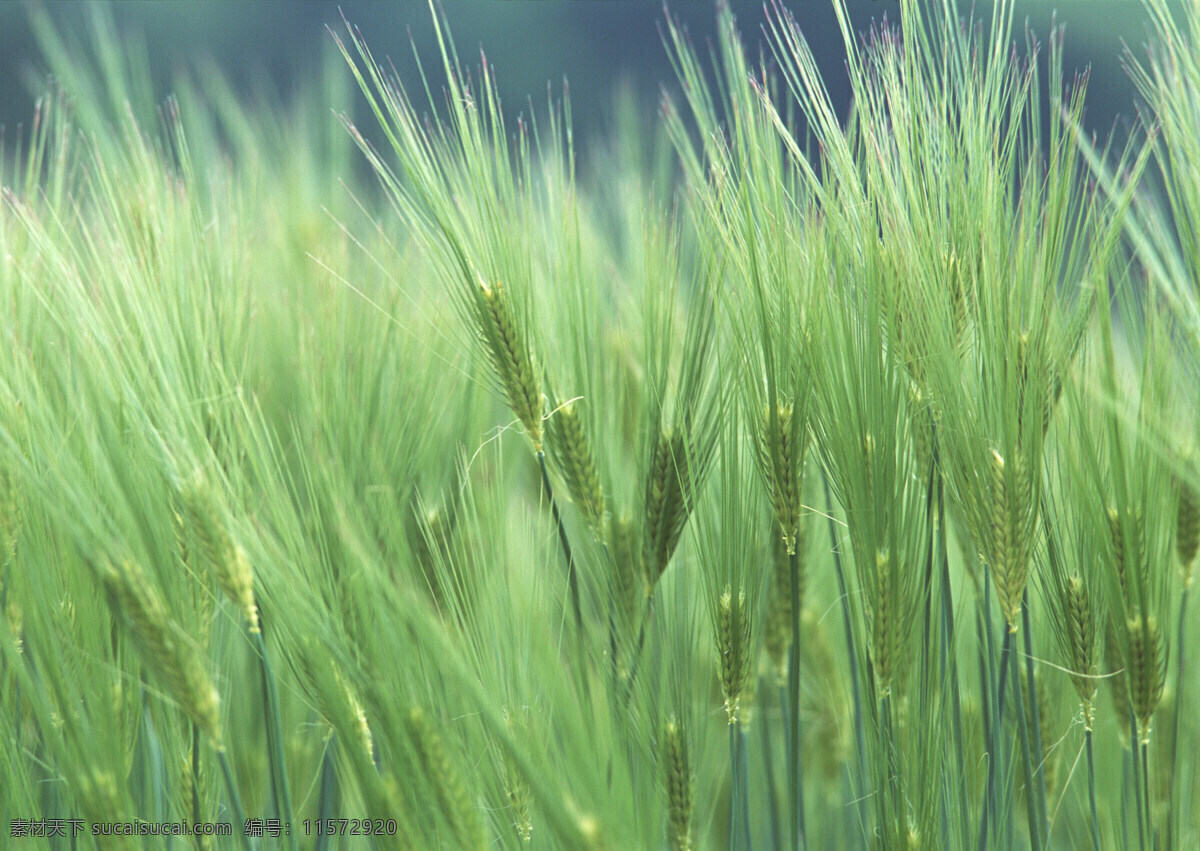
<box><xmin>1064</xmin><ymin>574</ymin><xmax>1098</xmax><ymax>724</ymax></box>
<box><xmin>1176</xmin><ymin>476</ymin><xmax>1199</xmax><ymax>585</ymax></box>
<box><xmin>546</xmin><ymin>399</ymin><xmax>606</xmax><ymax>536</ymax></box>
<box><xmin>180</xmin><ymin>476</ymin><xmax>259</xmax><ymax>632</ymax></box>
<box><xmin>101</xmin><ymin>559</ymin><xmax>222</xmax><ymax>743</ymax></box>
<box><xmin>1126</xmin><ymin>610</ymin><xmax>1166</xmax><ymax>744</ymax></box>
<box><xmin>757</xmin><ymin>401</ymin><xmax>802</xmax><ymax>554</ymax></box>
<box><xmin>335</xmin><ymin>667</ymin><xmax>374</xmax><ymax>765</ymax></box>
<box><xmin>498</xmin><ymin>709</ymin><xmax>533</xmax><ymax>843</ymax></box>
<box><xmin>406</xmin><ymin>706</ymin><xmax>483</xmax><ymax>850</ymax></box>
<box><xmin>644</xmin><ymin>426</ymin><xmax>693</xmax><ymax>583</ymax></box>
<box><xmin>5</xmin><ymin>598</ymin><xmax>21</xmax><ymax>655</ymax></box>
<box><xmin>608</xmin><ymin>513</ymin><xmax>645</xmax><ymax>631</ymax></box>
<box><xmin>478</xmin><ymin>280</ymin><xmax>544</xmax><ymax>451</ymax></box>
<box><xmin>717</xmin><ymin>585</ymin><xmax>753</xmax><ymax>724</ymax></box>
<box><xmin>0</xmin><ymin>468</ymin><xmax>20</xmax><ymax>567</ymax></box>
<box><xmin>871</xmin><ymin>547</ymin><xmax>899</xmax><ymax>696</ymax></box>
<box><xmin>663</xmin><ymin>715</ymin><xmax>693</xmax><ymax>851</ymax></box>
<box><xmin>988</xmin><ymin>448</ymin><xmax>1034</xmax><ymax>631</ymax></box>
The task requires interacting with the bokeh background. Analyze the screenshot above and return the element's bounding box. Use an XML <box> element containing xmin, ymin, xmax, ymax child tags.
<box><xmin>0</xmin><ymin>1</ymin><xmax>1160</xmax><ymax>169</ymax></box>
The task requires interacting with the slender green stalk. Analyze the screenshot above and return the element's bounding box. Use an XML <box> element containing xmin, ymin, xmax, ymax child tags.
<box><xmin>787</xmin><ymin>547</ymin><xmax>806</xmax><ymax>851</ymax></box>
<box><xmin>141</xmin><ymin>699</ymin><xmax>168</xmax><ymax>825</ymax></box>
<box><xmin>1010</xmin><ymin>634</ymin><xmax>1042</xmax><ymax>851</ymax></box>
<box><xmin>739</xmin><ymin>724</ymin><xmax>753</xmax><ymax>851</ymax></box>
<box><xmin>821</xmin><ymin>474</ymin><xmax>867</xmax><ymax>839</ymax></box>
<box><xmin>538</xmin><ymin>451</ymin><xmax>583</xmax><ymax>636</ymax></box>
<box><xmin>1140</xmin><ymin>740</ymin><xmax>1154</xmax><ymax>850</ymax></box>
<box><xmin>1169</xmin><ymin>585</ymin><xmax>1189</xmax><ymax>845</ymax></box>
<box><xmin>975</xmin><ymin>608</ymin><xmax>994</xmax><ymax>841</ymax></box>
<box><xmin>538</xmin><ymin>444</ymin><xmax>591</xmax><ymax>707</ymax></box>
<box><xmin>729</xmin><ymin>721</ymin><xmax>743</xmax><ymax>851</ymax></box>
<box><xmin>254</xmin><ymin>627</ymin><xmax>297</xmax><ymax>851</ymax></box>
<box><xmin>1130</xmin><ymin>710</ymin><xmax>1146</xmax><ymax>851</ymax></box>
<box><xmin>217</xmin><ymin>747</ymin><xmax>252</xmax><ymax>851</ymax></box>
<box><xmin>192</xmin><ymin>723</ymin><xmax>202</xmax><ymax>832</ymax></box>
<box><xmin>1085</xmin><ymin>727</ymin><xmax>1100</xmax><ymax>851</ymax></box>
<box><xmin>762</xmin><ymin>689</ymin><xmax>783</xmax><ymax>851</ymax></box>
<box><xmin>879</xmin><ymin>693</ymin><xmax>901</xmax><ymax>846</ymax></box>
<box><xmin>979</xmin><ymin>585</ymin><xmax>1010</xmax><ymax>851</ymax></box>
<box><xmin>1020</xmin><ymin>602</ymin><xmax>1048</xmax><ymax>846</ymax></box>
<box><xmin>315</xmin><ymin>733</ymin><xmax>338</xmax><ymax>851</ymax></box>
<box><xmin>936</xmin><ymin>459</ymin><xmax>970</xmax><ymax>847</ymax></box>
<box><xmin>1121</xmin><ymin>747</ymin><xmax>1132</xmax><ymax>851</ymax></box>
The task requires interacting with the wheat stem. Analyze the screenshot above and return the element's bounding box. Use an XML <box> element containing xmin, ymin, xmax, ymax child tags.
<box><xmin>254</xmin><ymin>623</ymin><xmax>297</xmax><ymax>851</ymax></box>
<box><xmin>1131</xmin><ymin>709</ymin><xmax>1146</xmax><ymax>851</ymax></box>
<box><xmin>787</xmin><ymin>546</ymin><xmax>806</xmax><ymax>851</ymax></box>
<box><xmin>1140</xmin><ymin>739</ymin><xmax>1155</xmax><ymax>850</ymax></box>
<box><xmin>1168</xmin><ymin>585</ymin><xmax>1189</xmax><ymax>848</ymax></box>
<box><xmin>763</xmin><ymin>684</ymin><xmax>783</xmax><ymax>851</ymax></box>
<box><xmin>191</xmin><ymin>723</ymin><xmax>202</xmax><ymax>835</ymax></box>
<box><xmin>665</xmin><ymin>715</ymin><xmax>693</xmax><ymax>851</ymax></box>
<box><xmin>538</xmin><ymin>451</ymin><xmax>584</xmax><ymax>638</ymax></box>
<box><xmin>935</xmin><ymin>454</ymin><xmax>971</xmax><ymax>847</ymax></box>
<box><xmin>315</xmin><ymin>733</ymin><xmax>338</xmax><ymax>851</ymax></box>
<box><xmin>217</xmin><ymin>747</ymin><xmax>251</xmax><ymax>851</ymax></box>
<box><xmin>821</xmin><ymin>473</ymin><xmax>867</xmax><ymax>841</ymax></box>
<box><xmin>1010</xmin><ymin>634</ymin><xmax>1043</xmax><ymax>851</ymax></box>
<box><xmin>1085</xmin><ymin>727</ymin><xmax>1101</xmax><ymax>851</ymax></box>
<box><xmin>1021</xmin><ymin>601</ymin><xmax>1049</xmax><ymax>846</ymax></box>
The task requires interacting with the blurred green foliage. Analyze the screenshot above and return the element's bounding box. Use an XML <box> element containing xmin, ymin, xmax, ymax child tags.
<box><xmin>0</xmin><ymin>1</ymin><xmax>1154</xmax><ymax>165</ymax></box>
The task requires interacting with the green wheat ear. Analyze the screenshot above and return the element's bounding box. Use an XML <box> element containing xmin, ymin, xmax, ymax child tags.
<box><xmin>717</xmin><ymin>585</ymin><xmax>754</xmax><ymax>724</ymax></box>
<box><xmin>663</xmin><ymin>715</ymin><xmax>693</xmax><ymax>851</ymax></box>
<box><xmin>499</xmin><ymin>708</ymin><xmax>534</xmax><ymax>844</ymax></box>
<box><xmin>100</xmin><ymin>559</ymin><xmax>222</xmax><ymax>744</ymax></box>
<box><xmin>546</xmin><ymin>398</ymin><xmax>606</xmax><ymax>536</ymax></box>
<box><xmin>180</xmin><ymin>475</ymin><xmax>259</xmax><ymax>633</ymax></box>
<box><xmin>1176</xmin><ymin>475</ymin><xmax>1199</xmax><ymax>583</ymax></box>
<box><xmin>406</xmin><ymin>706</ymin><xmax>484</xmax><ymax>851</ymax></box>
<box><xmin>0</xmin><ymin>468</ymin><xmax>20</xmax><ymax>567</ymax></box>
<box><xmin>644</xmin><ymin>421</ymin><xmax>706</xmax><ymax>588</ymax></box>
<box><xmin>477</xmin><ymin>280</ymin><xmax>544</xmax><ymax>451</ymax></box>
<box><xmin>1126</xmin><ymin>610</ymin><xmax>1166</xmax><ymax>744</ymax></box>
<box><xmin>757</xmin><ymin>401</ymin><xmax>803</xmax><ymax>554</ymax></box>
<box><xmin>608</xmin><ymin>512</ymin><xmax>645</xmax><ymax>628</ymax></box>
<box><xmin>1064</xmin><ymin>574</ymin><xmax>1098</xmax><ymax>726</ymax></box>
<box><xmin>987</xmin><ymin>447</ymin><xmax>1035</xmax><ymax>631</ymax></box>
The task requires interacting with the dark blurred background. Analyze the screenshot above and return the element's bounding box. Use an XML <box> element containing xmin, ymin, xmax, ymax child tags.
<box><xmin>0</xmin><ymin>2</ymin><xmax>1159</xmax><ymax>166</ymax></box>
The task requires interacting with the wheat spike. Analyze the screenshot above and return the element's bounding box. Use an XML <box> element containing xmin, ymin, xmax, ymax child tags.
<box><xmin>988</xmin><ymin>448</ymin><xmax>1032</xmax><ymax>630</ymax></box>
<box><xmin>759</xmin><ymin>402</ymin><xmax>802</xmax><ymax>554</ymax></box>
<box><xmin>663</xmin><ymin>715</ymin><xmax>693</xmax><ymax>851</ymax></box>
<box><xmin>180</xmin><ymin>476</ymin><xmax>259</xmax><ymax>632</ymax></box>
<box><xmin>1064</xmin><ymin>574</ymin><xmax>1098</xmax><ymax>725</ymax></box>
<box><xmin>500</xmin><ymin>709</ymin><xmax>533</xmax><ymax>843</ymax></box>
<box><xmin>872</xmin><ymin>547</ymin><xmax>898</xmax><ymax>696</ymax></box>
<box><xmin>644</xmin><ymin>426</ymin><xmax>693</xmax><ymax>582</ymax></box>
<box><xmin>1176</xmin><ymin>477</ymin><xmax>1199</xmax><ymax>585</ymax></box>
<box><xmin>717</xmin><ymin>586</ymin><xmax>753</xmax><ymax>724</ymax></box>
<box><xmin>101</xmin><ymin>559</ymin><xmax>222</xmax><ymax>742</ymax></box>
<box><xmin>407</xmin><ymin>706</ymin><xmax>483</xmax><ymax>850</ymax></box>
<box><xmin>478</xmin><ymin>280</ymin><xmax>544</xmax><ymax>451</ymax></box>
<box><xmin>1126</xmin><ymin>610</ymin><xmax>1166</xmax><ymax>745</ymax></box>
<box><xmin>546</xmin><ymin>399</ymin><xmax>606</xmax><ymax>536</ymax></box>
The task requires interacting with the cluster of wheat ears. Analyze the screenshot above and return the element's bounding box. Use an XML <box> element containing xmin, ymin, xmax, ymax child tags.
<box><xmin>2</xmin><ymin>0</ymin><xmax>1199</xmax><ymax>848</ymax></box>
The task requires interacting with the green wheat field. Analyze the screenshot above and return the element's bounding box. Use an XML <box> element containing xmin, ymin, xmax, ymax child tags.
<box><xmin>2</xmin><ymin>1</ymin><xmax>1199</xmax><ymax>848</ymax></box>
